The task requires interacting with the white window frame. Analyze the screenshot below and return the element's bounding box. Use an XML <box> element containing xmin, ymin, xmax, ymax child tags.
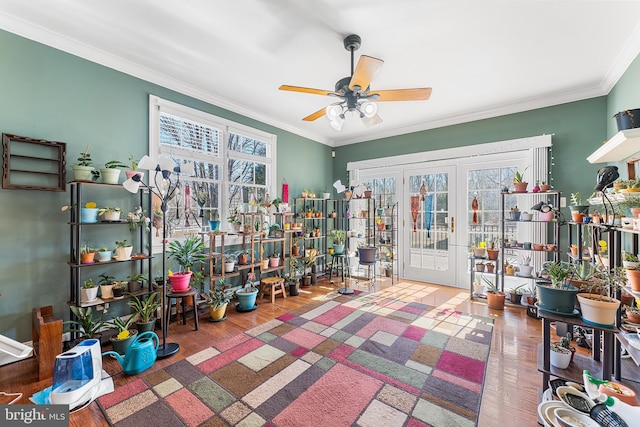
<box><xmin>148</xmin><ymin>95</ymin><xmax>277</xmax><ymax>249</ymax></box>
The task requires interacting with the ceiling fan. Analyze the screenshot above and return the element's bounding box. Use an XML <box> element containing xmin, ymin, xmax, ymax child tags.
<box><xmin>279</xmin><ymin>34</ymin><xmax>432</xmax><ymax>130</ymax></box>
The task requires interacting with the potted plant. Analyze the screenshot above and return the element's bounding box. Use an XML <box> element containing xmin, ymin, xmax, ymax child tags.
<box><xmin>167</xmin><ymin>236</ymin><xmax>205</xmax><ymax>291</ymax></box>
<box><xmin>237</xmin><ymin>249</ymin><xmax>250</xmax><ymax>265</ymax></box>
<box><xmin>98</xmin><ymin>206</ymin><xmax>122</xmax><ymax>221</ymax></box>
<box><xmin>95</xmin><ymin>247</ymin><xmax>112</xmax><ymax>262</ymax></box>
<box><xmin>486</xmin><ymin>240</ymin><xmax>499</xmax><ymax>260</ymax></box>
<box><xmin>125</xmin><ymin>154</ymin><xmax>144</xmax><ymax>180</ymax></box>
<box><xmin>80</xmin><ymin>243</ymin><xmax>96</xmax><ymax>264</ymax></box>
<box><xmin>475</xmin><ymin>261</ymin><xmax>485</xmax><ymax>272</ymax></box>
<box><xmin>623</xmin><ymin>252</ymin><xmax>640</xmax><ymax>269</ymax></box>
<box><xmin>550</xmin><ymin>338</ymin><xmax>573</xmax><ymax>369</ymax></box>
<box><xmin>299</xmin><ymin>249</ymin><xmax>318</xmax><ymax>286</ymax></box>
<box><xmin>126</xmin><ymin>206</ymin><xmax>150</xmax><ymax>232</ymax></box>
<box><xmin>486</xmin><ymin>262</ymin><xmax>495</xmax><ymax>273</ymax></box>
<box><xmin>112</xmin><ymin>282</ymin><xmax>125</xmax><ymax>298</ymax></box>
<box><xmin>473</xmin><ymin>277</ymin><xmax>484</xmax><ymax>296</ymax></box>
<box><xmin>482</xmin><ymin>276</ymin><xmax>505</xmax><ymax>310</ymax></box>
<box><xmin>384</xmin><ymin>263</ymin><xmax>393</xmax><ymax>277</ymax></box>
<box><xmin>570</xmin><ymin>192</ymin><xmax>590</xmax><ymax>220</ymax></box>
<box><xmin>209</xmin><ymin>209</ymin><xmax>221</xmax><ymax>231</ymax></box>
<box><xmin>329</xmin><ymin>229</ymin><xmax>346</xmax><ymax>254</ymax></box>
<box><xmin>114</xmin><ymin>239</ymin><xmax>133</xmax><ymax>261</ymax></box>
<box><xmin>71</xmin><ymin>145</ymin><xmax>100</xmax><ymax>182</ymax></box>
<box><xmin>507</xmin><ymin>283</ymin><xmax>527</xmax><ymax>304</ymax></box>
<box><xmin>358</xmin><ymin>243</ymin><xmax>377</xmax><ymax>263</ymax></box>
<box><xmin>509</xmin><ymin>206</ymin><xmax>521</xmax><ymax>221</ymax></box>
<box><xmin>80</xmin><ymin>278</ymin><xmax>99</xmax><ymax>304</ymax></box>
<box><xmin>108</xmin><ymin>315</ymin><xmax>138</xmax><ymax>355</ymax></box>
<box><xmin>207</xmin><ymin>279</ymin><xmax>233</xmax><ymax>321</ymax></box>
<box><xmin>518</xmin><ymin>255</ymin><xmax>533</xmax><ymax>277</ymax></box>
<box><xmin>536</xmin><ymin>261</ymin><xmax>579</xmax><ymax>315</ymax></box>
<box><xmin>236</xmin><ymin>284</ymin><xmax>259</xmax><ymax>311</ymax></box>
<box><xmin>504</xmin><ymin>261</ymin><xmax>515</xmax><ymax>276</ymax></box>
<box><xmin>64</xmin><ymin>306</ymin><xmax>108</xmax><ymax>342</ymax></box>
<box><xmin>513</xmin><ymin>166</ymin><xmax>529</xmax><ymax>193</ymax></box>
<box><xmin>127</xmin><ymin>273</ymin><xmax>148</xmax><ymax>294</ymax></box>
<box><xmin>625</xmin><ymin>304</ymin><xmax>640</xmax><ymax>324</ymax></box>
<box><xmin>100</xmin><ymin>160</ymin><xmax>128</xmax><ymax>185</ymax></box>
<box><xmin>225</xmin><ymin>252</ymin><xmax>238</xmax><ymax>273</ymax></box>
<box><xmin>269</xmin><ymin>252</ymin><xmax>281</xmax><ymax>268</ymax></box>
<box><xmin>99</xmin><ymin>273</ymin><xmax>116</xmax><ymax>299</ymax></box>
<box><xmin>577</xmin><ymin>266</ymin><xmax>624</xmax><ymax>327</ymax></box>
<box><xmin>291</xmin><ymin>235</ymin><xmax>303</xmax><ymax>257</ymax></box>
<box><xmin>227</xmin><ymin>209</ymin><xmax>242</xmax><ymax>233</ymax></box>
<box><xmin>128</xmin><ymin>292</ymin><xmax>160</xmax><ymax>333</ymax></box>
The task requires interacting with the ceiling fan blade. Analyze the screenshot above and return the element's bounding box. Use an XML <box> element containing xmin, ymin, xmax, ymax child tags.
<box><xmin>302</xmin><ymin>107</ymin><xmax>327</xmax><ymax>122</ymax></box>
<box><xmin>279</xmin><ymin>85</ymin><xmax>337</xmax><ymax>97</ymax></box>
<box><xmin>370</xmin><ymin>88</ymin><xmax>432</xmax><ymax>102</ymax></box>
<box><xmin>349</xmin><ymin>55</ymin><xmax>384</xmax><ymax>93</ymax></box>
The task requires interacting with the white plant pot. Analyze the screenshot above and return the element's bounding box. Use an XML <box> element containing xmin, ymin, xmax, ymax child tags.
<box><xmin>550</xmin><ymin>346</ymin><xmax>572</xmax><ymax>369</ymax></box>
<box><xmin>225</xmin><ymin>261</ymin><xmax>235</xmax><ymax>273</ymax></box>
<box><xmin>100</xmin><ymin>168</ymin><xmax>121</xmax><ymax>184</ymax></box>
<box><xmin>102</xmin><ymin>211</ymin><xmax>120</xmax><ymax>221</ymax></box>
<box><xmin>473</xmin><ymin>283</ymin><xmax>484</xmax><ymax>295</ymax></box>
<box><xmin>72</xmin><ymin>165</ymin><xmax>95</xmax><ymax>182</ymax></box>
<box><xmin>623</xmin><ymin>260</ymin><xmax>640</xmax><ymax>269</ymax></box>
<box><xmin>472</xmin><ymin>248</ymin><xmax>486</xmax><ymax>258</ymax></box>
<box><xmin>80</xmin><ymin>287</ymin><xmax>99</xmax><ymax>303</ymax></box>
<box><xmin>577</xmin><ymin>293</ymin><xmax>620</xmax><ymax>327</ymax></box>
<box><xmin>115</xmin><ymin>246</ymin><xmax>133</xmax><ymax>261</ymax></box>
<box><xmin>518</xmin><ymin>265</ymin><xmax>534</xmax><ymax>277</ymax></box>
<box><xmin>100</xmin><ymin>284</ymin><xmax>114</xmax><ymax>299</ymax></box>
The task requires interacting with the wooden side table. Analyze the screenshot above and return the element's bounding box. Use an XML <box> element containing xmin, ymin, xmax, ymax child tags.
<box><xmin>259</xmin><ymin>277</ymin><xmax>286</xmax><ymax>303</ymax></box>
<box><xmin>165</xmin><ymin>286</ymin><xmax>199</xmax><ymax>330</ymax></box>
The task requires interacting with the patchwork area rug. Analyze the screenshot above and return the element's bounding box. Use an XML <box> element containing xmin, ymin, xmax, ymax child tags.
<box><xmin>97</xmin><ymin>289</ymin><xmax>493</xmax><ymax>426</ymax></box>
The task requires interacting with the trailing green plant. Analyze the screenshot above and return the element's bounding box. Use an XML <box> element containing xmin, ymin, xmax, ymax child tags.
<box><xmin>64</xmin><ymin>306</ymin><xmax>108</xmax><ymax>339</ymax></box>
<box><xmin>127</xmin><ymin>292</ymin><xmax>160</xmax><ymax>323</ymax></box>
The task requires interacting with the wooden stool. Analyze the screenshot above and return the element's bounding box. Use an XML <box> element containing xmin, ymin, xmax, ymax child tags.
<box><xmin>165</xmin><ymin>286</ymin><xmax>199</xmax><ymax>330</ymax></box>
<box><xmin>259</xmin><ymin>277</ymin><xmax>286</xmax><ymax>303</ymax></box>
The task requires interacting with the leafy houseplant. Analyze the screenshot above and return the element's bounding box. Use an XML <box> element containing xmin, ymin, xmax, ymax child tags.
<box><xmin>98</xmin><ymin>206</ymin><xmax>122</xmax><ymax>221</ymax></box>
<box><xmin>64</xmin><ymin>306</ymin><xmax>108</xmax><ymax>341</ymax></box>
<box><xmin>128</xmin><ymin>292</ymin><xmax>160</xmax><ymax>333</ymax></box>
<box><xmin>577</xmin><ymin>266</ymin><xmax>624</xmax><ymax>327</ymax></box>
<box><xmin>550</xmin><ymin>333</ymin><xmax>573</xmax><ymax>369</ymax></box>
<box><xmin>115</xmin><ymin>239</ymin><xmax>133</xmax><ymax>260</ymax></box>
<box><xmin>482</xmin><ymin>276</ymin><xmax>505</xmax><ymax>310</ymax></box>
<box><xmin>513</xmin><ymin>166</ymin><xmax>529</xmax><ymax>192</ymax></box>
<box><xmin>101</xmin><ymin>160</ymin><xmax>128</xmax><ymax>185</ymax></box>
<box><xmin>127</xmin><ymin>273</ymin><xmax>148</xmax><ymax>293</ymax></box>
<box><xmin>108</xmin><ymin>315</ymin><xmax>138</xmax><ymax>355</ymax></box>
<box><xmin>536</xmin><ymin>261</ymin><xmax>579</xmax><ymax>315</ymax></box>
<box><xmin>329</xmin><ymin>229</ymin><xmax>347</xmax><ymax>254</ymax></box>
<box><xmin>126</xmin><ymin>206</ymin><xmax>150</xmax><ymax>232</ymax></box>
<box><xmin>99</xmin><ymin>273</ymin><xmax>116</xmax><ymax>299</ymax></box>
<box><xmin>207</xmin><ymin>279</ymin><xmax>234</xmax><ymax>320</ymax></box>
<box><xmin>72</xmin><ymin>145</ymin><xmax>100</xmax><ymax>181</ymax></box>
<box><xmin>80</xmin><ymin>278</ymin><xmax>99</xmax><ymax>303</ymax></box>
<box><xmin>167</xmin><ymin>235</ymin><xmax>206</xmax><ymax>291</ymax></box>
<box><xmin>569</xmin><ymin>192</ymin><xmax>590</xmax><ymax>217</ymax></box>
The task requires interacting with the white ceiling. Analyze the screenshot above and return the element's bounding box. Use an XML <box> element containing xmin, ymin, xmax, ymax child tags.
<box><xmin>1</xmin><ymin>1</ymin><xmax>640</xmax><ymax>147</ymax></box>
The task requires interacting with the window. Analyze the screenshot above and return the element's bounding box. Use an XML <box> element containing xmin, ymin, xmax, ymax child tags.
<box><xmin>149</xmin><ymin>95</ymin><xmax>276</xmax><ymax>241</ymax></box>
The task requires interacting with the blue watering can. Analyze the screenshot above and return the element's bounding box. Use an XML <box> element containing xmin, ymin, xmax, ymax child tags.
<box><xmin>102</xmin><ymin>331</ymin><xmax>159</xmax><ymax>375</ymax></box>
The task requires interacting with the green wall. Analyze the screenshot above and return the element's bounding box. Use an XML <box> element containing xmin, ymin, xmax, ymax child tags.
<box><xmin>0</xmin><ymin>25</ymin><xmax>638</xmax><ymax>342</ymax></box>
<box><xmin>607</xmin><ymin>54</ymin><xmax>640</xmax><ymax>138</ymax></box>
<box><xmin>334</xmin><ymin>97</ymin><xmax>609</xmax><ymax>202</ymax></box>
<box><xmin>0</xmin><ymin>29</ymin><xmax>330</xmax><ymax>341</ymax></box>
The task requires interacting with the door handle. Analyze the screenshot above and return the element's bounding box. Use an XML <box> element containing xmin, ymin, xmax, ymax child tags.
<box><xmin>451</xmin><ymin>216</ymin><xmax>454</xmax><ymax>233</ymax></box>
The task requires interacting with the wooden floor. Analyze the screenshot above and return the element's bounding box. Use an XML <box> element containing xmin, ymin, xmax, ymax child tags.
<box><xmin>0</xmin><ymin>277</ymin><xmax>564</xmax><ymax>426</ymax></box>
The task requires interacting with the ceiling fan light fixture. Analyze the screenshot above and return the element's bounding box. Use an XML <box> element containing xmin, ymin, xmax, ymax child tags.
<box><xmin>330</xmin><ymin>115</ymin><xmax>345</xmax><ymax>131</ymax></box>
<box><xmin>360</xmin><ymin>101</ymin><xmax>377</xmax><ymax>118</ymax></box>
<box><xmin>326</xmin><ymin>104</ymin><xmax>343</xmax><ymax>120</ymax></box>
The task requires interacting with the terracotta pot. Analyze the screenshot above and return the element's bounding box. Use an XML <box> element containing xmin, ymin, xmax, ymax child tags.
<box><xmin>540</xmin><ymin>184</ymin><xmax>550</xmax><ymax>192</ymax></box>
<box><xmin>475</xmin><ymin>263</ymin><xmax>485</xmax><ymax>272</ymax></box>
<box><xmin>513</xmin><ymin>182</ymin><xmax>528</xmax><ymax>193</ymax></box>
<box><xmin>626</xmin><ymin>310</ymin><xmax>640</xmax><ymax>324</ymax></box>
<box><xmin>486</xmin><ymin>263</ymin><xmax>495</xmax><ymax>273</ymax></box>
<box><xmin>571</xmin><ymin>212</ymin><xmax>585</xmax><ymax>223</ymax></box>
<box><xmin>238</xmin><ymin>253</ymin><xmax>249</xmax><ymax>264</ymax></box>
<box><xmin>292</xmin><ymin>246</ymin><xmax>300</xmax><ymax>256</ymax></box>
<box><xmin>487</xmin><ymin>249</ymin><xmax>499</xmax><ymax>260</ymax></box>
<box><xmin>487</xmin><ymin>291</ymin><xmax>505</xmax><ymax>310</ymax></box>
<box><xmin>81</xmin><ymin>252</ymin><xmax>96</xmax><ymax>264</ymax></box>
<box><xmin>627</xmin><ymin>268</ymin><xmax>640</xmax><ymax>292</ymax></box>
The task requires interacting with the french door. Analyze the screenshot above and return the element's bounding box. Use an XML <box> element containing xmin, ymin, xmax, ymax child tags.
<box><xmin>403</xmin><ymin>166</ymin><xmax>456</xmax><ymax>285</ymax></box>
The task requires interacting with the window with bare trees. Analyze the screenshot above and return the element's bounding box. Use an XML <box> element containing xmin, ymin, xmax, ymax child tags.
<box><xmin>149</xmin><ymin>95</ymin><xmax>275</xmax><ymax>240</ymax></box>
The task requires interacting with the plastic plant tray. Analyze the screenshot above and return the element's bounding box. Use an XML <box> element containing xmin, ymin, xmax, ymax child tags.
<box><xmin>0</xmin><ymin>334</ymin><xmax>32</xmax><ymax>359</ymax></box>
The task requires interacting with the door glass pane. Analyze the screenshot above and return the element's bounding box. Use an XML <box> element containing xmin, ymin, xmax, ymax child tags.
<box><xmin>409</xmin><ymin>173</ymin><xmax>449</xmax><ymax>271</ymax></box>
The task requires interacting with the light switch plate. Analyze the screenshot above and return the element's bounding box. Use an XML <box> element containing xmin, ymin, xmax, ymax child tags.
<box><xmin>560</xmin><ymin>197</ymin><xmax>566</xmax><ymax>208</ymax></box>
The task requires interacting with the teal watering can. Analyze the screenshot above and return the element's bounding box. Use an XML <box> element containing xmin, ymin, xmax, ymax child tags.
<box><xmin>102</xmin><ymin>331</ymin><xmax>159</xmax><ymax>375</ymax></box>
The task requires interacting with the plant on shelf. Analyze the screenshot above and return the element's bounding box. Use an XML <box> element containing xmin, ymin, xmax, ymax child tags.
<box><xmin>114</xmin><ymin>239</ymin><xmax>133</xmax><ymax>260</ymax></box>
<box><xmin>80</xmin><ymin>278</ymin><xmax>99</xmax><ymax>303</ymax></box>
<box><xmin>128</xmin><ymin>154</ymin><xmax>139</xmax><ymax>171</ymax></box>
<box><xmin>100</xmin><ymin>160</ymin><xmax>128</xmax><ymax>184</ymax></box>
<box><xmin>513</xmin><ymin>166</ymin><xmax>529</xmax><ymax>183</ymax></box>
<box><xmin>513</xmin><ymin>166</ymin><xmax>530</xmax><ymax>192</ymax></box>
<box><xmin>126</xmin><ymin>273</ymin><xmax>148</xmax><ymax>293</ymax></box>
<box><xmin>98</xmin><ymin>206</ymin><xmax>122</xmax><ymax>221</ymax></box>
<box><xmin>543</xmin><ymin>261</ymin><xmax>573</xmax><ymax>288</ymax></box>
<box><xmin>624</xmin><ymin>304</ymin><xmax>640</xmax><ymax>324</ymax></box>
<box><xmin>126</xmin><ymin>206</ymin><xmax>150</xmax><ymax>232</ymax></box>
<box><xmin>72</xmin><ymin>145</ymin><xmax>101</xmax><ymax>181</ymax></box>
<box><xmin>550</xmin><ymin>332</ymin><xmax>574</xmax><ymax>369</ymax></box>
<box><xmin>227</xmin><ymin>209</ymin><xmax>242</xmax><ymax>230</ymax></box>
<box><xmin>64</xmin><ymin>306</ymin><xmax>108</xmax><ymax>340</ymax></box>
<box><xmin>168</xmin><ymin>235</ymin><xmax>205</xmax><ymax>291</ymax></box>
<box><xmin>536</xmin><ymin>261</ymin><xmax>580</xmax><ymax>316</ymax></box>
<box><xmin>481</xmin><ymin>275</ymin><xmax>505</xmax><ymax>310</ymax></box>
<box><xmin>103</xmin><ymin>160</ymin><xmax>128</xmax><ymax>169</ymax></box>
